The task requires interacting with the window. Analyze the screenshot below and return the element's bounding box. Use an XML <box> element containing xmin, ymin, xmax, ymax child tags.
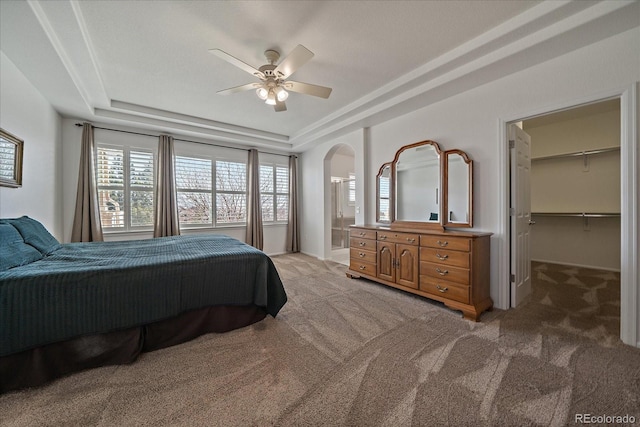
<box><xmin>379</xmin><ymin>174</ymin><xmax>390</xmax><ymax>222</ymax></box>
<box><xmin>175</xmin><ymin>155</ymin><xmax>212</xmax><ymax>225</ymax></box>
<box><xmin>96</xmin><ymin>146</ymin><xmax>154</xmax><ymax>230</ymax></box>
<box><xmin>175</xmin><ymin>155</ymin><xmax>247</xmax><ymax>227</ymax></box>
<box><xmin>216</xmin><ymin>160</ymin><xmax>246</xmax><ymax>224</ymax></box>
<box><xmin>348</xmin><ymin>173</ymin><xmax>356</xmax><ymax>205</ymax></box>
<box><xmin>260</xmin><ymin>164</ymin><xmax>289</xmax><ymax>223</ymax></box>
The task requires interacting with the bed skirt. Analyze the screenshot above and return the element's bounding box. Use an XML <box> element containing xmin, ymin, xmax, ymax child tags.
<box><xmin>0</xmin><ymin>305</ymin><xmax>267</xmax><ymax>394</ymax></box>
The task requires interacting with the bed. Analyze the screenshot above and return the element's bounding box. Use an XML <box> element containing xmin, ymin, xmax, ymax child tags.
<box><xmin>0</xmin><ymin>216</ymin><xmax>287</xmax><ymax>393</ymax></box>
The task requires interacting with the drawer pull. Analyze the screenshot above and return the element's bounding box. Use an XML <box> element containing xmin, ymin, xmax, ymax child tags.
<box><xmin>435</xmin><ymin>253</ymin><xmax>449</xmax><ymax>260</ymax></box>
<box><xmin>436</xmin><ymin>284</ymin><xmax>448</xmax><ymax>293</ymax></box>
<box><xmin>436</xmin><ymin>268</ymin><xmax>448</xmax><ymax>276</ymax></box>
<box><xmin>379</xmin><ymin>235</ymin><xmax>387</xmax><ymax>240</ymax></box>
<box><xmin>359</xmin><ymin>232</ymin><xmax>366</xmax><ymax>236</ymax></box>
<box><xmin>406</xmin><ymin>238</ymin><xmax>416</xmax><ymax>243</ymax></box>
<box><xmin>359</xmin><ymin>265</ymin><xmax>366</xmax><ymax>270</ymax></box>
<box><xmin>359</xmin><ymin>242</ymin><xmax>366</xmax><ymax>247</ymax></box>
<box><xmin>359</xmin><ymin>252</ymin><xmax>366</xmax><ymax>258</ymax></box>
<box><xmin>437</xmin><ymin>240</ymin><xmax>448</xmax><ymax>247</ymax></box>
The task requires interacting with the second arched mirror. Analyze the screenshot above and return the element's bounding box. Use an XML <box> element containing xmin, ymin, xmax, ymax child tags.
<box><xmin>443</xmin><ymin>149</ymin><xmax>473</xmax><ymax>227</ymax></box>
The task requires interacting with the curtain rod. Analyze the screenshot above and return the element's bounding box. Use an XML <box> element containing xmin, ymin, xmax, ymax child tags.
<box><xmin>74</xmin><ymin>123</ymin><xmax>296</xmax><ymax>158</ymax></box>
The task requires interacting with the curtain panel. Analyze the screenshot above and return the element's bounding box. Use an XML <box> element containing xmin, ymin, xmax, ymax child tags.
<box><xmin>71</xmin><ymin>123</ymin><xmax>103</xmax><ymax>242</ymax></box>
<box><xmin>286</xmin><ymin>155</ymin><xmax>300</xmax><ymax>252</ymax></box>
<box><xmin>246</xmin><ymin>149</ymin><xmax>263</xmax><ymax>250</ymax></box>
<box><xmin>154</xmin><ymin>135</ymin><xmax>180</xmax><ymax>237</ymax></box>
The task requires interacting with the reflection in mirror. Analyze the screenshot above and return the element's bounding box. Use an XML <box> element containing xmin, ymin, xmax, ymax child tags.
<box><xmin>395</xmin><ymin>141</ymin><xmax>440</xmax><ymax>223</ymax></box>
<box><xmin>376</xmin><ymin>163</ymin><xmax>391</xmax><ymax>223</ymax></box>
<box><xmin>445</xmin><ymin>150</ymin><xmax>472</xmax><ymax>227</ymax></box>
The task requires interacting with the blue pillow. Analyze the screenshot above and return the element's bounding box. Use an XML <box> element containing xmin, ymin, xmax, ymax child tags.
<box><xmin>5</xmin><ymin>216</ymin><xmax>61</xmax><ymax>255</ymax></box>
<box><xmin>0</xmin><ymin>224</ymin><xmax>43</xmax><ymax>271</ymax></box>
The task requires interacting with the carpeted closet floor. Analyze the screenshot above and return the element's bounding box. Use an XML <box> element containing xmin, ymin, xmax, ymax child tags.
<box><xmin>1</xmin><ymin>254</ymin><xmax>638</xmax><ymax>426</ymax></box>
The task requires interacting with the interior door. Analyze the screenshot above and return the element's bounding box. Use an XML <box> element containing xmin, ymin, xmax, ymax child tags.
<box><xmin>510</xmin><ymin>124</ymin><xmax>532</xmax><ymax>307</ymax></box>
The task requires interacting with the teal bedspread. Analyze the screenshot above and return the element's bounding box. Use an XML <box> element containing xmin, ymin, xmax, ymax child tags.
<box><xmin>0</xmin><ymin>234</ymin><xmax>287</xmax><ymax>357</ymax></box>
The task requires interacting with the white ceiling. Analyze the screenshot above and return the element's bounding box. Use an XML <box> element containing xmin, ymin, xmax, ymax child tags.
<box><xmin>1</xmin><ymin>1</ymin><xmax>637</xmax><ymax>152</ymax></box>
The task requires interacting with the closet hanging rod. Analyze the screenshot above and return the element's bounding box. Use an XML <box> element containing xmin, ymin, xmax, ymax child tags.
<box><xmin>532</xmin><ymin>146</ymin><xmax>619</xmax><ymax>161</ymax></box>
<box><xmin>531</xmin><ymin>212</ymin><xmax>620</xmax><ymax>218</ymax></box>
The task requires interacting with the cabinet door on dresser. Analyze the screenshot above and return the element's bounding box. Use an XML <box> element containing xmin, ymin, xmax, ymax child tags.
<box><xmin>377</xmin><ymin>241</ymin><xmax>395</xmax><ymax>282</ymax></box>
<box><xmin>396</xmin><ymin>244</ymin><xmax>419</xmax><ymax>289</ymax></box>
<box><xmin>376</xmin><ymin>231</ymin><xmax>420</xmax><ymax>289</ymax></box>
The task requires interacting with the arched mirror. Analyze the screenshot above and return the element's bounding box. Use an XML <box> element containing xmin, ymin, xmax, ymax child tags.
<box><xmin>392</xmin><ymin>140</ymin><xmax>442</xmax><ymax>226</ymax></box>
<box><xmin>376</xmin><ymin>163</ymin><xmax>391</xmax><ymax>224</ymax></box>
<box><xmin>443</xmin><ymin>149</ymin><xmax>473</xmax><ymax>227</ymax></box>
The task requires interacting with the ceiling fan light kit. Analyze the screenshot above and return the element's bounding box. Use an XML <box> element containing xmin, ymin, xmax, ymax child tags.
<box><xmin>256</xmin><ymin>87</ymin><xmax>268</xmax><ymax>100</ymax></box>
<box><xmin>265</xmin><ymin>90</ymin><xmax>277</xmax><ymax>105</ymax></box>
<box><xmin>210</xmin><ymin>44</ymin><xmax>332</xmax><ymax>112</ymax></box>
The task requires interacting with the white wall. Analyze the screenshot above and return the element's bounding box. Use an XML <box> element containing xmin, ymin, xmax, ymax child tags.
<box><xmin>300</xmin><ymin>27</ymin><xmax>639</xmax><ymax>306</ymax></box>
<box><xmin>0</xmin><ymin>52</ymin><xmax>62</xmax><ymax>239</ymax></box>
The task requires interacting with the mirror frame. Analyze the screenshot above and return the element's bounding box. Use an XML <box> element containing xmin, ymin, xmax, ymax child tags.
<box><xmin>442</xmin><ymin>149</ymin><xmax>473</xmax><ymax>228</ymax></box>
<box><xmin>390</xmin><ymin>140</ymin><xmax>444</xmax><ymax>230</ymax></box>
<box><xmin>376</xmin><ymin>162</ymin><xmax>392</xmax><ymax>224</ymax></box>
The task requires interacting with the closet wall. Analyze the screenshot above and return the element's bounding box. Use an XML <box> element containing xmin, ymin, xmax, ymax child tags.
<box><xmin>524</xmin><ymin>100</ymin><xmax>620</xmax><ymax>271</ymax></box>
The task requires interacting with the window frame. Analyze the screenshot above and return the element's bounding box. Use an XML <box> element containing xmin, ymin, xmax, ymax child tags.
<box><xmin>259</xmin><ymin>162</ymin><xmax>289</xmax><ymax>224</ymax></box>
<box><xmin>174</xmin><ymin>152</ymin><xmax>249</xmax><ymax>229</ymax></box>
<box><xmin>96</xmin><ymin>143</ymin><xmax>156</xmax><ymax>233</ymax></box>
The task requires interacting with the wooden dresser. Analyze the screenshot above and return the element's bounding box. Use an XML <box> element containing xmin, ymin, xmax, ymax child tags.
<box><xmin>347</xmin><ymin>225</ymin><xmax>492</xmax><ymax>321</ymax></box>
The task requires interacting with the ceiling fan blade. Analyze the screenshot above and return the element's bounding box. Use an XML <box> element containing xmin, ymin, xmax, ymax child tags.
<box><xmin>274</xmin><ymin>100</ymin><xmax>287</xmax><ymax>112</ymax></box>
<box><xmin>217</xmin><ymin>82</ymin><xmax>261</xmax><ymax>95</ymax></box>
<box><xmin>284</xmin><ymin>81</ymin><xmax>332</xmax><ymax>99</ymax></box>
<box><xmin>273</xmin><ymin>45</ymin><xmax>314</xmax><ymax>79</ymax></box>
<box><xmin>209</xmin><ymin>49</ymin><xmax>265</xmax><ymax>79</ymax></box>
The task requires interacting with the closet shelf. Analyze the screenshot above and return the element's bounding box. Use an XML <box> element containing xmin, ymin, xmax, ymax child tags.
<box><xmin>532</xmin><ymin>146</ymin><xmax>619</xmax><ymax>161</ymax></box>
<box><xmin>532</xmin><ymin>212</ymin><xmax>620</xmax><ymax>218</ymax></box>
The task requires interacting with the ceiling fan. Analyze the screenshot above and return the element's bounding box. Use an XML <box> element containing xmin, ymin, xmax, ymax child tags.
<box><xmin>209</xmin><ymin>44</ymin><xmax>332</xmax><ymax>112</ymax></box>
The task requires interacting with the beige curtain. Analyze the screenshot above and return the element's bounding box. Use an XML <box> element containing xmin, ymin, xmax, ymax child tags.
<box><xmin>154</xmin><ymin>135</ymin><xmax>180</xmax><ymax>237</ymax></box>
<box><xmin>246</xmin><ymin>148</ymin><xmax>263</xmax><ymax>249</ymax></box>
<box><xmin>71</xmin><ymin>123</ymin><xmax>103</xmax><ymax>242</ymax></box>
<box><xmin>286</xmin><ymin>155</ymin><xmax>300</xmax><ymax>252</ymax></box>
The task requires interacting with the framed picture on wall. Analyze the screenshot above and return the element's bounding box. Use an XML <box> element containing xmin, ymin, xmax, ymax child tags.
<box><xmin>0</xmin><ymin>128</ymin><xmax>24</xmax><ymax>188</ymax></box>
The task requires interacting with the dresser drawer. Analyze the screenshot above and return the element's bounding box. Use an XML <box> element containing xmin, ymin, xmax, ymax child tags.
<box><xmin>377</xmin><ymin>230</ymin><xmax>419</xmax><ymax>245</ymax></box>
<box><xmin>350</xmin><ymin>228</ymin><xmax>377</xmax><ymax>240</ymax></box>
<box><xmin>351</xmin><ymin>237</ymin><xmax>376</xmax><ymax>251</ymax></box>
<box><xmin>420</xmin><ymin>235</ymin><xmax>470</xmax><ymax>252</ymax></box>
<box><xmin>419</xmin><ymin>276</ymin><xmax>470</xmax><ymax>304</ymax></box>
<box><xmin>350</xmin><ymin>248</ymin><xmax>376</xmax><ymax>264</ymax></box>
<box><xmin>350</xmin><ymin>260</ymin><xmax>377</xmax><ymax>276</ymax></box>
<box><xmin>420</xmin><ymin>261</ymin><xmax>469</xmax><ymax>285</ymax></box>
<box><xmin>420</xmin><ymin>247</ymin><xmax>470</xmax><ymax>269</ymax></box>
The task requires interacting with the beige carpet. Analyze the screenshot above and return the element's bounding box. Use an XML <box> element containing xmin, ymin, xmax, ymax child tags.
<box><xmin>1</xmin><ymin>254</ymin><xmax>639</xmax><ymax>426</ymax></box>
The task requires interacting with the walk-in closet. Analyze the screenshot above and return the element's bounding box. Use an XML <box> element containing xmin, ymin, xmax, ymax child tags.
<box><xmin>521</xmin><ymin>99</ymin><xmax>621</xmax><ymax>342</ymax></box>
